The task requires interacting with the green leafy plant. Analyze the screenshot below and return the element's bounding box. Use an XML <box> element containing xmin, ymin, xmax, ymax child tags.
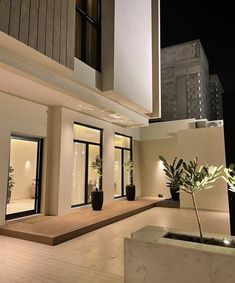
<box><xmin>91</xmin><ymin>155</ymin><xmax>103</xmax><ymax>191</ymax></box>
<box><xmin>159</xmin><ymin>156</ymin><xmax>183</xmax><ymax>187</ymax></box>
<box><xmin>159</xmin><ymin>156</ymin><xmax>183</xmax><ymax>200</ymax></box>
<box><xmin>8</xmin><ymin>165</ymin><xmax>15</xmax><ymax>192</ymax></box>
<box><xmin>181</xmin><ymin>158</ymin><xmax>222</xmax><ymax>243</ymax></box>
<box><xmin>123</xmin><ymin>159</ymin><xmax>134</xmax><ymax>185</ymax></box>
<box><xmin>222</xmin><ymin>163</ymin><xmax>235</xmax><ymax>192</ymax></box>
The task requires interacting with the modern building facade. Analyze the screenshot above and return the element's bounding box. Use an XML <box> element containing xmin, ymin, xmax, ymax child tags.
<box><xmin>209</xmin><ymin>74</ymin><xmax>223</xmax><ymax>120</ymax></box>
<box><xmin>161</xmin><ymin>40</ymin><xmax>211</xmax><ymax>121</ymax></box>
<box><xmin>0</xmin><ymin>0</ymin><xmax>161</xmax><ymax>225</ymax></box>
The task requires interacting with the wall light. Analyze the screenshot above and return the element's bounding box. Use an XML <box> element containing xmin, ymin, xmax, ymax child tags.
<box><xmin>25</xmin><ymin>161</ymin><xmax>31</xmax><ymax>169</ymax></box>
<box><xmin>159</xmin><ymin>160</ymin><xmax>164</xmax><ymax>169</ymax></box>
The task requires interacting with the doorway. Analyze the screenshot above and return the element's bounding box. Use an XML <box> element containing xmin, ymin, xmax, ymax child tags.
<box><xmin>72</xmin><ymin>123</ymin><xmax>103</xmax><ymax>207</ymax></box>
<box><xmin>114</xmin><ymin>133</ymin><xmax>132</xmax><ymax>198</ymax></box>
<box><xmin>6</xmin><ymin>135</ymin><xmax>43</xmax><ymax>220</ymax></box>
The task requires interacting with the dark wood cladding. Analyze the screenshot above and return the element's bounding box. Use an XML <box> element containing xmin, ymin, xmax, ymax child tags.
<box><xmin>0</xmin><ymin>0</ymin><xmax>75</xmax><ymax>70</ymax></box>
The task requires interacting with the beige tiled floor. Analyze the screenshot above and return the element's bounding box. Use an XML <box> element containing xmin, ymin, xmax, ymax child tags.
<box><xmin>0</xmin><ymin>207</ymin><xmax>230</xmax><ymax>283</ymax></box>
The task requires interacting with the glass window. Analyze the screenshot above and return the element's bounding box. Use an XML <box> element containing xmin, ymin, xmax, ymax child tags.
<box><xmin>114</xmin><ymin>133</ymin><xmax>132</xmax><ymax>198</ymax></box>
<box><xmin>72</xmin><ymin>143</ymin><xmax>86</xmax><ymax>206</ymax></box>
<box><xmin>114</xmin><ymin>149</ymin><xmax>122</xmax><ymax>197</ymax></box>
<box><xmin>74</xmin><ymin>124</ymin><xmax>101</xmax><ymax>144</ymax></box>
<box><xmin>72</xmin><ymin>123</ymin><xmax>102</xmax><ymax>207</ymax></box>
<box><xmin>6</xmin><ymin>136</ymin><xmax>43</xmax><ymax>219</ymax></box>
<box><xmin>75</xmin><ymin>0</ymin><xmax>101</xmax><ymax>71</ymax></box>
<box><xmin>114</xmin><ymin>134</ymin><xmax>131</xmax><ymax>149</ymax></box>
<box><xmin>87</xmin><ymin>144</ymin><xmax>100</xmax><ymax>202</ymax></box>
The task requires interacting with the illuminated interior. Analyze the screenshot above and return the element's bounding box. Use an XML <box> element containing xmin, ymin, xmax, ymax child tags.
<box><xmin>72</xmin><ymin>124</ymin><xmax>102</xmax><ymax>206</ymax></box>
<box><xmin>6</xmin><ymin>137</ymin><xmax>39</xmax><ymax>216</ymax></box>
<box><xmin>114</xmin><ymin>134</ymin><xmax>132</xmax><ymax>198</ymax></box>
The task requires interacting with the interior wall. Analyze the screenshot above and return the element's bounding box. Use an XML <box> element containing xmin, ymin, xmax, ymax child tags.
<box><xmin>178</xmin><ymin>127</ymin><xmax>228</xmax><ymax>212</ymax></box>
<box><xmin>10</xmin><ymin>139</ymin><xmax>37</xmax><ymax>200</ymax></box>
<box><xmin>0</xmin><ymin>92</ymin><xmax>47</xmax><ymax>225</ymax></box>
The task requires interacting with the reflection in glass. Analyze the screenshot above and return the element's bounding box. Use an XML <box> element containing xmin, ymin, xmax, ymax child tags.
<box><xmin>72</xmin><ymin>143</ymin><xmax>86</xmax><ymax>206</ymax></box>
<box><xmin>88</xmin><ymin>145</ymin><xmax>100</xmax><ymax>202</ymax></box>
<box><xmin>6</xmin><ymin>139</ymin><xmax>38</xmax><ymax>215</ymax></box>
<box><xmin>114</xmin><ymin>134</ymin><xmax>131</xmax><ymax>148</ymax></box>
<box><xmin>114</xmin><ymin>149</ymin><xmax>122</xmax><ymax>197</ymax></box>
<box><xmin>86</xmin><ymin>21</ymin><xmax>97</xmax><ymax>70</ymax></box>
<box><xmin>74</xmin><ymin>124</ymin><xmax>100</xmax><ymax>143</ymax></box>
<box><xmin>123</xmin><ymin>150</ymin><xmax>131</xmax><ymax>195</ymax></box>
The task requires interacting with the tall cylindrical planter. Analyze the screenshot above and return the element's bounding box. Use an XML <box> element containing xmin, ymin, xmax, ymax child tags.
<box><xmin>91</xmin><ymin>190</ymin><xmax>103</xmax><ymax>210</ymax></box>
<box><xmin>170</xmin><ymin>184</ymin><xmax>180</xmax><ymax>201</ymax></box>
<box><xmin>126</xmin><ymin>184</ymin><xmax>136</xmax><ymax>201</ymax></box>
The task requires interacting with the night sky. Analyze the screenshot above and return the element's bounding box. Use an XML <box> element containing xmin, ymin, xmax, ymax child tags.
<box><xmin>160</xmin><ymin>0</ymin><xmax>235</xmax><ymax>92</ymax></box>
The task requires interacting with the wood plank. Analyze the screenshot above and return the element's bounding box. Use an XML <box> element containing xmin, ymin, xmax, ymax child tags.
<box><xmin>66</xmin><ymin>0</ymin><xmax>75</xmax><ymax>69</ymax></box>
<box><xmin>19</xmin><ymin>0</ymin><xmax>30</xmax><ymax>44</ymax></box>
<box><xmin>0</xmin><ymin>0</ymin><xmax>11</xmax><ymax>34</ymax></box>
<box><xmin>9</xmin><ymin>0</ymin><xmax>21</xmax><ymax>40</ymax></box>
<box><xmin>29</xmin><ymin>0</ymin><xmax>39</xmax><ymax>49</ymax></box>
<box><xmin>0</xmin><ymin>198</ymin><xmax>158</xmax><ymax>245</ymax></box>
<box><xmin>60</xmin><ymin>0</ymin><xmax>67</xmax><ymax>66</ymax></box>
<box><xmin>53</xmin><ymin>0</ymin><xmax>61</xmax><ymax>62</ymax></box>
<box><xmin>37</xmin><ymin>0</ymin><xmax>47</xmax><ymax>53</ymax></box>
<box><xmin>45</xmin><ymin>0</ymin><xmax>54</xmax><ymax>58</ymax></box>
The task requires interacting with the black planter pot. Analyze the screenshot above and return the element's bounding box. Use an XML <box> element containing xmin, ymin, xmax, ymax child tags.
<box><xmin>170</xmin><ymin>184</ymin><xmax>180</xmax><ymax>201</ymax></box>
<box><xmin>91</xmin><ymin>190</ymin><xmax>103</xmax><ymax>210</ymax></box>
<box><xmin>126</xmin><ymin>184</ymin><xmax>136</xmax><ymax>201</ymax></box>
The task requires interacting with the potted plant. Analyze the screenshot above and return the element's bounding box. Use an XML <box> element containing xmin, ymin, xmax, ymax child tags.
<box><xmin>222</xmin><ymin>163</ymin><xmax>235</xmax><ymax>191</ymax></box>
<box><xmin>90</xmin><ymin>155</ymin><xmax>103</xmax><ymax>210</ymax></box>
<box><xmin>173</xmin><ymin>157</ymin><xmax>223</xmax><ymax>243</ymax></box>
<box><xmin>159</xmin><ymin>155</ymin><xmax>183</xmax><ymax>200</ymax></box>
<box><xmin>7</xmin><ymin>165</ymin><xmax>15</xmax><ymax>203</ymax></box>
<box><xmin>124</xmin><ymin>159</ymin><xmax>230</xmax><ymax>283</ymax></box>
<box><xmin>123</xmin><ymin>159</ymin><xmax>135</xmax><ymax>201</ymax></box>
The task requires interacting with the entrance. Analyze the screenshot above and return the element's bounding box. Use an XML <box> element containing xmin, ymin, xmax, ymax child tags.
<box><xmin>6</xmin><ymin>135</ymin><xmax>43</xmax><ymax>220</ymax></box>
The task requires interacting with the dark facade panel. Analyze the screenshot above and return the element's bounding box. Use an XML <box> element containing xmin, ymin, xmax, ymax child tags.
<box><xmin>0</xmin><ymin>0</ymin><xmax>11</xmax><ymax>34</ymax></box>
<box><xmin>0</xmin><ymin>0</ymin><xmax>75</xmax><ymax>70</ymax></box>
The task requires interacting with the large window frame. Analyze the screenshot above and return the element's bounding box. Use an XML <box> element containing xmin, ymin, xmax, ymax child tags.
<box><xmin>6</xmin><ymin>134</ymin><xmax>43</xmax><ymax>220</ymax></box>
<box><xmin>72</xmin><ymin>122</ymin><xmax>103</xmax><ymax>207</ymax></box>
<box><xmin>114</xmin><ymin>133</ymin><xmax>133</xmax><ymax>198</ymax></box>
<box><xmin>75</xmin><ymin>0</ymin><xmax>101</xmax><ymax>71</ymax></box>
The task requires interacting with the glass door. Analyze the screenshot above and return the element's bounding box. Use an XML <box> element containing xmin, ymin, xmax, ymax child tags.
<box><xmin>6</xmin><ymin>135</ymin><xmax>43</xmax><ymax>220</ymax></box>
<box><xmin>114</xmin><ymin>133</ymin><xmax>132</xmax><ymax>198</ymax></box>
<box><xmin>72</xmin><ymin>123</ymin><xmax>103</xmax><ymax>207</ymax></box>
<box><xmin>72</xmin><ymin>142</ymin><xmax>100</xmax><ymax>206</ymax></box>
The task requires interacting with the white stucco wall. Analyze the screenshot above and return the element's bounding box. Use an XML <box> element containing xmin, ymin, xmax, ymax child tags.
<box><xmin>178</xmin><ymin>127</ymin><xmax>228</xmax><ymax>212</ymax></box>
<box><xmin>0</xmin><ymin>92</ymin><xmax>47</xmax><ymax>225</ymax></box>
<box><xmin>114</xmin><ymin>0</ymin><xmax>153</xmax><ymax>112</ymax></box>
<box><xmin>46</xmin><ymin>107</ymin><xmax>141</xmax><ymax>216</ymax></box>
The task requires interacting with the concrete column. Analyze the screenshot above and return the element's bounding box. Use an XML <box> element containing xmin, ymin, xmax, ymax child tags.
<box><xmin>45</xmin><ymin>106</ymin><xmax>73</xmax><ymax>215</ymax></box>
<box><xmin>102</xmin><ymin>126</ymin><xmax>115</xmax><ymax>202</ymax></box>
<box><xmin>0</xmin><ymin>126</ymin><xmax>11</xmax><ymax>226</ymax></box>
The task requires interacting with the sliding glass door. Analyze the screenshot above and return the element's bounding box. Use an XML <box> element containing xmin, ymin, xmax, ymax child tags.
<box><xmin>6</xmin><ymin>135</ymin><xmax>43</xmax><ymax>220</ymax></box>
<box><xmin>72</xmin><ymin>123</ymin><xmax>103</xmax><ymax>207</ymax></box>
<box><xmin>114</xmin><ymin>133</ymin><xmax>132</xmax><ymax>198</ymax></box>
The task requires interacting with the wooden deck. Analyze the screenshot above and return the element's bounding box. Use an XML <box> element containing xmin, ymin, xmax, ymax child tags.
<box><xmin>0</xmin><ymin>197</ymin><xmax>157</xmax><ymax>245</ymax></box>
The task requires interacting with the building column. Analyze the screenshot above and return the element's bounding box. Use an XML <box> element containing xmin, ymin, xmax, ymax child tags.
<box><xmin>0</xmin><ymin>127</ymin><xmax>11</xmax><ymax>225</ymax></box>
<box><xmin>45</xmin><ymin>106</ymin><xmax>73</xmax><ymax>216</ymax></box>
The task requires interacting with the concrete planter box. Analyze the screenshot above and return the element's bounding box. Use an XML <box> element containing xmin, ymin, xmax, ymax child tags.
<box><xmin>124</xmin><ymin>226</ymin><xmax>235</xmax><ymax>283</ymax></box>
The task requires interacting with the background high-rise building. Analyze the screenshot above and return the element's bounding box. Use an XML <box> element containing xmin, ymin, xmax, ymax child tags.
<box><xmin>209</xmin><ymin>74</ymin><xmax>224</xmax><ymax>120</ymax></box>
<box><xmin>161</xmin><ymin>40</ymin><xmax>213</xmax><ymax>121</ymax></box>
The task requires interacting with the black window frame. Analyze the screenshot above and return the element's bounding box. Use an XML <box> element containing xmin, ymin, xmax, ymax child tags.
<box><xmin>114</xmin><ymin>133</ymin><xmax>133</xmax><ymax>198</ymax></box>
<box><xmin>72</xmin><ymin>122</ymin><xmax>103</xmax><ymax>207</ymax></box>
<box><xmin>75</xmin><ymin>0</ymin><xmax>101</xmax><ymax>71</ymax></box>
<box><xmin>6</xmin><ymin>134</ymin><xmax>43</xmax><ymax>220</ymax></box>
